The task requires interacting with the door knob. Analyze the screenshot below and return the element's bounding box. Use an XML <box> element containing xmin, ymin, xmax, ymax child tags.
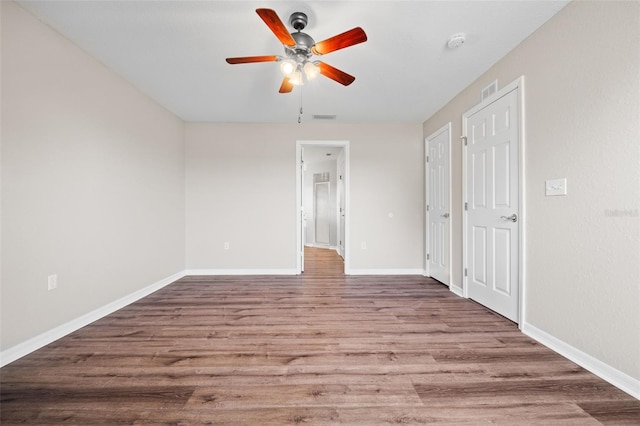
<box><xmin>501</xmin><ymin>214</ymin><xmax>518</xmax><ymax>223</ymax></box>
<box><xmin>441</xmin><ymin>213</ymin><xmax>450</xmax><ymax>218</ymax></box>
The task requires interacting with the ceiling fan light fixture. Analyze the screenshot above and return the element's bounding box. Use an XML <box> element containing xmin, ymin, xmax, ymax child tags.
<box><xmin>280</xmin><ymin>59</ymin><xmax>296</xmax><ymax>76</ymax></box>
<box><xmin>303</xmin><ymin>61</ymin><xmax>319</xmax><ymax>80</ymax></box>
<box><xmin>289</xmin><ymin>70</ymin><xmax>304</xmax><ymax>86</ymax></box>
<box><xmin>225</xmin><ymin>9</ymin><xmax>368</xmax><ymax>93</ymax></box>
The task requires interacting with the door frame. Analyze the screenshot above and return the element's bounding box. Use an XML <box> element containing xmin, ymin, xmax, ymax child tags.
<box><xmin>296</xmin><ymin>140</ymin><xmax>350</xmax><ymax>274</ymax></box>
<box><xmin>337</xmin><ymin>150</ymin><xmax>346</xmax><ymax>259</ymax></box>
<box><xmin>424</xmin><ymin>122</ymin><xmax>452</xmax><ymax>285</ymax></box>
<box><xmin>462</xmin><ymin>76</ymin><xmax>526</xmax><ymax>326</ymax></box>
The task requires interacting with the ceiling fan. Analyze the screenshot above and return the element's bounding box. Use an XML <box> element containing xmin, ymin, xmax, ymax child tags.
<box><xmin>225</xmin><ymin>8</ymin><xmax>367</xmax><ymax>93</ymax></box>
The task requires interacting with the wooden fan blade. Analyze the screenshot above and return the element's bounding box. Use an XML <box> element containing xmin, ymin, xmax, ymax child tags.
<box><xmin>279</xmin><ymin>77</ymin><xmax>294</xmax><ymax>94</ymax></box>
<box><xmin>256</xmin><ymin>8</ymin><xmax>296</xmax><ymax>47</ymax></box>
<box><xmin>317</xmin><ymin>62</ymin><xmax>356</xmax><ymax>86</ymax></box>
<box><xmin>225</xmin><ymin>55</ymin><xmax>279</xmax><ymax>64</ymax></box>
<box><xmin>312</xmin><ymin>27</ymin><xmax>367</xmax><ymax>55</ymax></box>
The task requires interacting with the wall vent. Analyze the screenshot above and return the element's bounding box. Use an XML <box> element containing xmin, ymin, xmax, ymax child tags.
<box><xmin>312</xmin><ymin>114</ymin><xmax>337</xmax><ymax>120</ymax></box>
<box><xmin>481</xmin><ymin>80</ymin><xmax>498</xmax><ymax>101</ymax></box>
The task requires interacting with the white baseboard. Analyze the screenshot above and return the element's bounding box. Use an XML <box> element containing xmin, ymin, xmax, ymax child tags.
<box><xmin>185</xmin><ymin>269</ymin><xmax>298</xmax><ymax>276</ymax></box>
<box><xmin>0</xmin><ymin>271</ymin><xmax>186</xmax><ymax>367</ymax></box>
<box><xmin>422</xmin><ymin>272</ymin><xmax>461</xmax><ymax>295</ymax></box>
<box><xmin>522</xmin><ymin>321</ymin><xmax>640</xmax><ymax>400</ymax></box>
<box><xmin>450</xmin><ymin>285</ymin><xmax>464</xmax><ymax>297</ymax></box>
<box><xmin>304</xmin><ymin>243</ymin><xmax>337</xmax><ymax>250</ymax></box>
<box><xmin>346</xmin><ymin>268</ymin><xmax>425</xmax><ymax>275</ymax></box>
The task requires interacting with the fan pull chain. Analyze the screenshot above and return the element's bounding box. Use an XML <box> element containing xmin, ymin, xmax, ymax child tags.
<box><xmin>298</xmin><ymin>84</ymin><xmax>303</xmax><ymax>124</ymax></box>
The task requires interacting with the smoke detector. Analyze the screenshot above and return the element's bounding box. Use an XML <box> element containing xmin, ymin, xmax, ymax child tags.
<box><xmin>447</xmin><ymin>33</ymin><xmax>466</xmax><ymax>49</ymax></box>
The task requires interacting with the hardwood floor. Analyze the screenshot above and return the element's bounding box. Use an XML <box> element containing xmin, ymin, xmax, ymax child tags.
<box><xmin>303</xmin><ymin>246</ymin><xmax>345</xmax><ymax>276</ymax></box>
<box><xmin>1</xmin><ymin>247</ymin><xmax>638</xmax><ymax>424</ymax></box>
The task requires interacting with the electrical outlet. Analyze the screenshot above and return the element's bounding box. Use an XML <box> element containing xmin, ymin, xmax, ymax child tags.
<box><xmin>224</xmin><ymin>242</ymin><xmax>230</xmax><ymax>250</ymax></box>
<box><xmin>361</xmin><ymin>242</ymin><xmax>367</xmax><ymax>250</ymax></box>
<box><xmin>47</xmin><ymin>274</ymin><xmax>57</xmax><ymax>291</ymax></box>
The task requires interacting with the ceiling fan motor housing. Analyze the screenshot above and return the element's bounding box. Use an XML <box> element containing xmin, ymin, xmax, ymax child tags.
<box><xmin>291</xmin><ymin>32</ymin><xmax>315</xmax><ymax>52</ymax></box>
<box><xmin>286</xmin><ymin>12</ymin><xmax>315</xmax><ymax>60</ymax></box>
<box><xmin>289</xmin><ymin>12</ymin><xmax>308</xmax><ymax>31</ymax></box>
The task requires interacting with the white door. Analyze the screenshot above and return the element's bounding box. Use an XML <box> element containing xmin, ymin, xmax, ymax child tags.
<box><xmin>464</xmin><ymin>85</ymin><xmax>520</xmax><ymax>322</ymax></box>
<box><xmin>315</xmin><ymin>182</ymin><xmax>331</xmax><ymax>245</ymax></box>
<box><xmin>426</xmin><ymin>123</ymin><xmax>451</xmax><ymax>285</ymax></box>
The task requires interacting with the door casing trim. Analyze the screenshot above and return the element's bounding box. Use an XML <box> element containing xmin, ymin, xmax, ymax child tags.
<box><xmin>296</xmin><ymin>140</ymin><xmax>350</xmax><ymax>274</ymax></box>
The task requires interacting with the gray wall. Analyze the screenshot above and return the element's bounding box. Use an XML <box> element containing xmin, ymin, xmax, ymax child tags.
<box><xmin>185</xmin><ymin>123</ymin><xmax>424</xmax><ymax>272</ymax></box>
<box><xmin>1</xmin><ymin>2</ymin><xmax>186</xmax><ymax>350</ymax></box>
<box><xmin>423</xmin><ymin>0</ymin><xmax>639</xmax><ymax>380</ymax></box>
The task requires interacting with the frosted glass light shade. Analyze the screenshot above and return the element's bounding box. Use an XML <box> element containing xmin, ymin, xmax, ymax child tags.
<box><xmin>303</xmin><ymin>62</ymin><xmax>319</xmax><ymax>80</ymax></box>
<box><xmin>280</xmin><ymin>60</ymin><xmax>296</xmax><ymax>76</ymax></box>
<box><xmin>289</xmin><ymin>70</ymin><xmax>304</xmax><ymax>86</ymax></box>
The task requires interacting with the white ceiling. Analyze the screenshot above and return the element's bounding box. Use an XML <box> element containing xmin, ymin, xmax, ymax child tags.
<box><xmin>18</xmin><ymin>1</ymin><xmax>569</xmax><ymax>124</ymax></box>
<box><xmin>303</xmin><ymin>145</ymin><xmax>343</xmax><ymax>164</ymax></box>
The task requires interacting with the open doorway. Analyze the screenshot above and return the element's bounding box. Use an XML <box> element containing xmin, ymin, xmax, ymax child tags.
<box><xmin>296</xmin><ymin>141</ymin><xmax>349</xmax><ymax>275</ymax></box>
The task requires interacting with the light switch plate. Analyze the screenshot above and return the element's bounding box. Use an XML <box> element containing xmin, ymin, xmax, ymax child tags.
<box><xmin>545</xmin><ymin>178</ymin><xmax>567</xmax><ymax>196</ymax></box>
<box><xmin>47</xmin><ymin>274</ymin><xmax>57</xmax><ymax>291</ymax></box>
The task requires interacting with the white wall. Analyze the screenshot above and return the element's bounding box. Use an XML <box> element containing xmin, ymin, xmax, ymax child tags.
<box><xmin>1</xmin><ymin>2</ymin><xmax>186</xmax><ymax>351</ymax></box>
<box><xmin>185</xmin><ymin>123</ymin><xmax>424</xmax><ymax>273</ymax></box>
<box><xmin>423</xmin><ymin>1</ymin><xmax>639</xmax><ymax>381</ymax></box>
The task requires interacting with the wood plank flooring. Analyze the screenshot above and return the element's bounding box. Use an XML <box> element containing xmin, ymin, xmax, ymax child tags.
<box><xmin>1</xmin><ymin>247</ymin><xmax>638</xmax><ymax>424</ymax></box>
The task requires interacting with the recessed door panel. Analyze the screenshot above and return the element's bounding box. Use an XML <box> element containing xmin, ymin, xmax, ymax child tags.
<box><xmin>472</xmin><ymin>226</ymin><xmax>487</xmax><ymax>286</ymax></box>
<box><xmin>493</xmin><ymin>227</ymin><xmax>511</xmax><ymax>295</ymax></box>
<box><xmin>472</xmin><ymin>151</ymin><xmax>487</xmax><ymax>209</ymax></box>
<box><xmin>494</xmin><ymin>106</ymin><xmax>511</xmax><ymax>134</ymax></box>
<box><xmin>438</xmin><ymin>164</ymin><xmax>445</xmax><ymax>209</ymax></box>
<box><xmin>493</xmin><ymin>141</ymin><xmax>511</xmax><ymax>209</ymax></box>
<box><xmin>471</xmin><ymin>121</ymin><xmax>487</xmax><ymax>145</ymax></box>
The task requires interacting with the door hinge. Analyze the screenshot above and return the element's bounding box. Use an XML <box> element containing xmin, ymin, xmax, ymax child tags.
<box><xmin>464</xmin><ymin>268</ymin><xmax>468</xmax><ymax>277</ymax></box>
<box><xmin>427</xmin><ymin>254</ymin><xmax>430</xmax><ymax>260</ymax></box>
<box><xmin>461</xmin><ymin>136</ymin><xmax>468</xmax><ymax>146</ymax></box>
<box><xmin>426</xmin><ymin>204</ymin><xmax>429</xmax><ymax>211</ymax></box>
<box><xmin>464</xmin><ymin>202</ymin><xmax>468</xmax><ymax>211</ymax></box>
<box><xmin>426</xmin><ymin>155</ymin><xmax>429</xmax><ymax>163</ymax></box>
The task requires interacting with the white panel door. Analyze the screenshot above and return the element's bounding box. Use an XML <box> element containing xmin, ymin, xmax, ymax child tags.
<box><xmin>465</xmin><ymin>88</ymin><xmax>519</xmax><ymax>322</ymax></box>
<box><xmin>315</xmin><ymin>182</ymin><xmax>331</xmax><ymax>245</ymax></box>
<box><xmin>426</xmin><ymin>124</ymin><xmax>451</xmax><ymax>285</ymax></box>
